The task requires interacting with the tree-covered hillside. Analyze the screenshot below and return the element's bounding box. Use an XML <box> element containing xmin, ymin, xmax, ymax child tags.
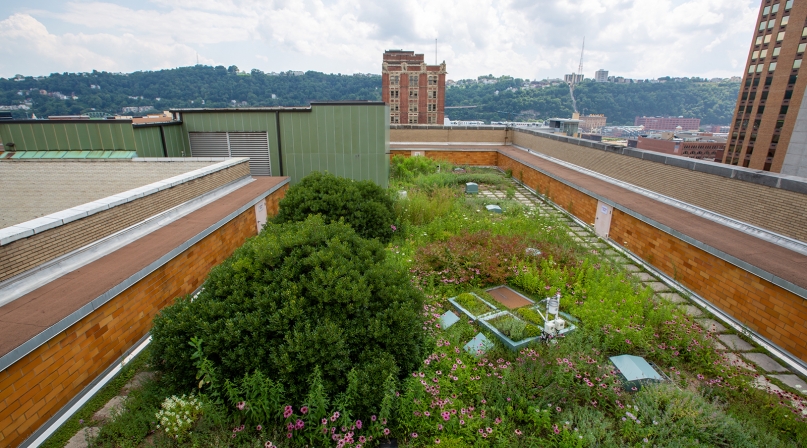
<box><xmin>0</xmin><ymin>65</ymin><xmax>738</xmax><ymax>125</ymax></box>
<box><xmin>444</xmin><ymin>78</ymin><xmax>740</xmax><ymax>125</ymax></box>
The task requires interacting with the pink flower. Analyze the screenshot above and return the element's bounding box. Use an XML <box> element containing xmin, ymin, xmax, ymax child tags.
<box><xmin>296</xmin><ymin>419</ymin><xmax>304</xmax><ymax>430</ymax></box>
<box><xmin>287</xmin><ymin>432</ymin><xmax>292</xmax><ymax>439</ymax></box>
<box><xmin>515</xmin><ymin>429</ymin><xmax>522</xmax><ymax>435</ymax></box>
<box><xmin>265</xmin><ymin>442</ymin><xmax>274</xmax><ymax>448</ymax></box>
<box><xmin>359</xmin><ymin>436</ymin><xmax>366</xmax><ymax>443</ymax></box>
<box><xmin>356</xmin><ymin>420</ymin><xmax>363</xmax><ymax>429</ymax></box>
<box><xmin>256</xmin><ymin>425</ymin><xmax>263</xmax><ymax>431</ymax></box>
<box><xmin>300</xmin><ymin>406</ymin><xmax>309</xmax><ymax>414</ymax></box>
<box><xmin>486</xmin><ymin>427</ymin><xmax>493</xmax><ymax>433</ymax></box>
<box><xmin>383</xmin><ymin>428</ymin><xmax>390</xmax><ymax>436</ymax></box>
<box><xmin>322</xmin><ymin>418</ymin><xmax>328</xmax><ymax>425</ymax></box>
<box><xmin>435</xmin><ymin>438</ymin><xmax>441</xmax><ymax>444</ymax></box>
<box><xmin>237</xmin><ymin>401</ymin><xmax>246</xmax><ymax>411</ymax></box>
<box><xmin>371</xmin><ymin>415</ymin><xmax>377</xmax><ymax>422</ymax></box>
<box><xmin>553</xmin><ymin>424</ymin><xmax>560</xmax><ymax>434</ymax></box>
<box><xmin>411</xmin><ymin>433</ymin><xmax>418</xmax><ymax>438</ymax></box>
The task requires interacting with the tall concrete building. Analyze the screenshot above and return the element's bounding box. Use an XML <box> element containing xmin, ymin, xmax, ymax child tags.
<box><xmin>595</xmin><ymin>69</ymin><xmax>609</xmax><ymax>82</ymax></box>
<box><xmin>381</xmin><ymin>50</ymin><xmax>446</xmax><ymax>125</ymax></box>
<box><xmin>724</xmin><ymin>0</ymin><xmax>807</xmax><ymax>175</ymax></box>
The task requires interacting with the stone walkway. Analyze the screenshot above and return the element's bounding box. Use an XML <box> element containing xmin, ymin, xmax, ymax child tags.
<box><xmin>64</xmin><ymin>372</ymin><xmax>155</xmax><ymax>448</ymax></box>
<box><xmin>478</xmin><ymin>182</ymin><xmax>807</xmax><ymax>414</ymax></box>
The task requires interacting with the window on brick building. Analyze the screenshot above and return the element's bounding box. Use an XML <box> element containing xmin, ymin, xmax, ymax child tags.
<box><xmin>760</xmin><ymin>21</ymin><xmax>767</xmax><ymax>31</ymax></box>
<box><xmin>390</xmin><ymin>75</ymin><xmax>399</xmax><ymax>85</ymax></box>
<box><xmin>773</xmin><ymin>46</ymin><xmax>781</xmax><ymax>56</ymax></box>
<box><xmin>391</xmin><ymin>103</ymin><xmax>399</xmax><ymax>112</ymax></box>
<box><xmin>765</xmin><ymin>34</ymin><xmax>772</xmax><ymax>44</ymax></box>
<box><xmin>390</xmin><ymin>89</ymin><xmax>399</xmax><ymax>99</ymax></box>
<box><xmin>761</xmin><ymin>49</ymin><xmax>768</xmax><ymax>58</ymax></box>
<box><xmin>786</xmin><ymin>0</ymin><xmax>793</xmax><ymax>10</ymax></box>
<box><xmin>794</xmin><ymin>59</ymin><xmax>802</xmax><ymax>69</ymax></box>
<box><xmin>409</xmin><ymin>103</ymin><xmax>418</xmax><ymax>112</ymax></box>
<box><xmin>799</xmin><ymin>43</ymin><xmax>806</xmax><ymax>53</ymax></box>
<box><xmin>427</xmin><ymin>104</ymin><xmax>437</xmax><ymax>112</ymax></box>
<box><xmin>768</xmin><ymin>19</ymin><xmax>776</xmax><ymax>29</ymax></box>
<box><xmin>777</xmin><ymin>31</ymin><xmax>785</xmax><ymax>42</ymax></box>
<box><xmin>428</xmin><ymin>76</ymin><xmax>438</xmax><ymax>85</ymax></box>
<box><xmin>428</xmin><ymin>90</ymin><xmax>438</xmax><ymax>99</ymax></box>
<box><xmin>427</xmin><ymin>115</ymin><xmax>436</xmax><ymax>124</ymax></box>
<box><xmin>762</xmin><ymin>90</ymin><xmax>769</xmax><ymax>100</ymax></box>
<box><xmin>753</xmin><ymin>50</ymin><xmax>760</xmax><ymax>60</ymax></box>
<box><xmin>770</xmin><ymin>61</ymin><xmax>777</xmax><ymax>71</ymax></box>
<box><xmin>764</xmin><ymin>5</ymin><xmax>771</xmax><ymax>15</ymax></box>
<box><xmin>780</xmin><ymin>105</ymin><xmax>789</xmax><ymax>114</ymax></box>
<box><xmin>749</xmin><ymin>64</ymin><xmax>756</xmax><ymax>74</ymax></box>
<box><xmin>391</xmin><ymin>115</ymin><xmax>399</xmax><ymax>124</ymax></box>
<box><xmin>781</xmin><ymin>16</ymin><xmax>789</xmax><ymax>26</ymax></box>
<box><xmin>409</xmin><ymin>74</ymin><xmax>419</xmax><ymax>86</ymax></box>
<box><xmin>409</xmin><ymin>90</ymin><xmax>418</xmax><ymax>98</ymax></box>
<box><xmin>756</xmin><ymin>36</ymin><xmax>764</xmax><ymax>45</ymax></box>
<box><xmin>772</xmin><ymin>3</ymin><xmax>779</xmax><ymax>13</ymax></box>
<box><xmin>757</xmin><ymin>64</ymin><xmax>764</xmax><ymax>73</ymax></box>
<box><xmin>802</xmin><ymin>26</ymin><xmax>807</xmax><ymax>37</ymax></box>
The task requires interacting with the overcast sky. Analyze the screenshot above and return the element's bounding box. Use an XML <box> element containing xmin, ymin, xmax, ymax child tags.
<box><xmin>0</xmin><ymin>0</ymin><xmax>759</xmax><ymax>81</ymax></box>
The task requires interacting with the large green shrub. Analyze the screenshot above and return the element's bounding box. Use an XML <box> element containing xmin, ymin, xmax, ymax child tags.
<box><xmin>274</xmin><ymin>171</ymin><xmax>395</xmax><ymax>242</ymax></box>
<box><xmin>149</xmin><ymin>216</ymin><xmax>425</xmax><ymax>415</ymax></box>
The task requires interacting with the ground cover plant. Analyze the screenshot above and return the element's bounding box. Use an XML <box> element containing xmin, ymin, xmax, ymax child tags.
<box><xmin>78</xmin><ymin>166</ymin><xmax>807</xmax><ymax>448</ymax></box>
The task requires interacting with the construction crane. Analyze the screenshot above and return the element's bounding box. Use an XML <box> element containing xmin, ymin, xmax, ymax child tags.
<box><xmin>568</xmin><ymin>37</ymin><xmax>585</xmax><ymax>114</ymax></box>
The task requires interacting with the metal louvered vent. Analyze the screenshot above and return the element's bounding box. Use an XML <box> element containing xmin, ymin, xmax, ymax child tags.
<box><xmin>228</xmin><ymin>132</ymin><xmax>271</xmax><ymax>176</ymax></box>
<box><xmin>189</xmin><ymin>131</ymin><xmax>271</xmax><ymax>176</ymax></box>
<box><xmin>188</xmin><ymin>132</ymin><xmax>229</xmax><ymax>158</ymax></box>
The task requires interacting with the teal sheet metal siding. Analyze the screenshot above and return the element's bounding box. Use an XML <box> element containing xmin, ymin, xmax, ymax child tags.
<box><xmin>179</xmin><ymin>111</ymin><xmax>279</xmax><ymax>174</ymax></box>
<box><xmin>280</xmin><ymin>104</ymin><xmax>389</xmax><ymax>187</ymax></box>
<box><xmin>162</xmin><ymin>124</ymin><xmax>190</xmax><ymax>157</ymax></box>
<box><xmin>133</xmin><ymin>126</ymin><xmax>163</xmax><ymax>157</ymax></box>
<box><xmin>0</xmin><ymin>121</ymin><xmax>138</xmax><ymax>152</ymax></box>
<box><xmin>179</xmin><ymin>106</ymin><xmax>390</xmax><ymax>186</ymax></box>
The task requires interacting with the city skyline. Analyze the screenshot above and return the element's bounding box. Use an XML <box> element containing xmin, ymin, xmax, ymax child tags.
<box><xmin>0</xmin><ymin>0</ymin><xmax>758</xmax><ymax>80</ymax></box>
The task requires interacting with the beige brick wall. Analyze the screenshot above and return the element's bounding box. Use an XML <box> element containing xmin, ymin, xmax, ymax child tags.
<box><xmin>0</xmin><ymin>163</ymin><xmax>251</xmax><ymax>282</ymax></box>
<box><xmin>512</xmin><ymin>131</ymin><xmax>807</xmax><ymax>243</ymax></box>
<box><xmin>390</xmin><ymin>128</ymin><xmax>508</xmax><ymax>143</ymax></box>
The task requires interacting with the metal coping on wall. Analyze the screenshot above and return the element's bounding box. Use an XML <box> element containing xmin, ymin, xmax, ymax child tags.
<box><xmin>18</xmin><ymin>332</ymin><xmax>152</xmax><ymax>448</ymax></box>
<box><xmin>132</xmin><ymin>120</ymin><xmax>183</xmax><ymax>128</ymax></box>
<box><xmin>502</xmin><ymin>168</ymin><xmax>807</xmax><ymax>376</ymax></box>
<box><xmin>511</xmin><ymin>127</ymin><xmax>807</xmax><ymax>195</ymax></box>
<box><xmin>0</xmin><ymin>178</ymin><xmax>289</xmax><ymax>375</ymax></box>
<box><xmin>511</xmin><ymin>145</ymin><xmax>807</xmax><ymax>258</ymax></box>
<box><xmin>0</xmin><ymin>119</ymin><xmax>134</xmax><ymax>124</ymax></box>
<box><xmin>169</xmin><ymin>102</ymin><xmax>386</xmax><ymax>114</ymax></box>
<box><xmin>498</xmin><ymin>150</ymin><xmax>807</xmax><ymax>303</ymax></box>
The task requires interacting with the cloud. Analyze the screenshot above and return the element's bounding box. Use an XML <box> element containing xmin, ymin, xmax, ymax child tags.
<box><xmin>0</xmin><ymin>13</ymin><xmax>203</xmax><ymax>76</ymax></box>
<box><xmin>0</xmin><ymin>0</ymin><xmax>759</xmax><ymax>80</ymax></box>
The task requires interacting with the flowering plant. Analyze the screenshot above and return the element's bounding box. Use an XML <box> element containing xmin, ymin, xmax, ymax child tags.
<box><xmin>155</xmin><ymin>394</ymin><xmax>203</xmax><ymax>441</ymax></box>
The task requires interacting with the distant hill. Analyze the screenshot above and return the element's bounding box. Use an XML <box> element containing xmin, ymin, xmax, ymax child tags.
<box><xmin>444</xmin><ymin>78</ymin><xmax>740</xmax><ymax>126</ymax></box>
<box><xmin>0</xmin><ymin>65</ymin><xmax>738</xmax><ymax>126</ymax></box>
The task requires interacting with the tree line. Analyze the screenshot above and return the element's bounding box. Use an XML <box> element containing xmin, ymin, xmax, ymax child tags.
<box><xmin>0</xmin><ymin>65</ymin><xmax>738</xmax><ymax>125</ymax></box>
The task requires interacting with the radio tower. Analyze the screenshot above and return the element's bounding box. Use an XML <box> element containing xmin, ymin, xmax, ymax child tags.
<box><xmin>568</xmin><ymin>37</ymin><xmax>585</xmax><ymax>114</ymax></box>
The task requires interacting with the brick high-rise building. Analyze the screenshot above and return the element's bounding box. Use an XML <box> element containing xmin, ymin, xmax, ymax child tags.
<box><xmin>724</xmin><ymin>0</ymin><xmax>807</xmax><ymax>175</ymax></box>
<box><xmin>382</xmin><ymin>50</ymin><xmax>446</xmax><ymax>125</ymax></box>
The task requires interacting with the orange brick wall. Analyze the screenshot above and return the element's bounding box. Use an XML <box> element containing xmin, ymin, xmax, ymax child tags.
<box><xmin>496</xmin><ymin>151</ymin><xmax>807</xmax><ymax>362</ymax></box>
<box><xmin>497</xmin><ymin>153</ymin><xmax>598</xmax><ymax>225</ymax></box>
<box><xmin>609</xmin><ymin>210</ymin><xmax>807</xmax><ymax>361</ymax></box>
<box><xmin>389</xmin><ymin>150</ymin><xmax>498</xmax><ymax>166</ymax></box>
<box><xmin>0</xmin><ymin>184</ymin><xmax>287</xmax><ymax>447</ymax></box>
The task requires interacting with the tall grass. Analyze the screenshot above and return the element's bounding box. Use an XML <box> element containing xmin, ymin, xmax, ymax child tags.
<box><xmin>395</xmin><ymin>187</ymin><xmax>457</xmax><ymax>225</ymax></box>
